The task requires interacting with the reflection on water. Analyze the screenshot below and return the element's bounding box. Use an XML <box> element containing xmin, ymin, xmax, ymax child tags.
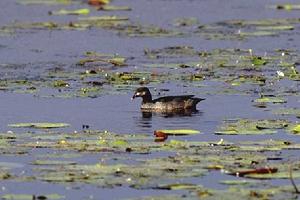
<box><xmin>142</xmin><ymin>109</ymin><xmax>201</xmax><ymax>118</ymax></box>
<box><xmin>136</xmin><ymin>109</ymin><xmax>203</xmax><ymax>132</ymax></box>
<box><xmin>137</xmin><ymin>112</ymin><xmax>152</xmax><ymax>130</ymax></box>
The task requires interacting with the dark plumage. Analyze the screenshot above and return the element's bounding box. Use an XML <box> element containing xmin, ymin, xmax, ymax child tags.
<box><xmin>132</xmin><ymin>87</ymin><xmax>205</xmax><ymax>112</ymax></box>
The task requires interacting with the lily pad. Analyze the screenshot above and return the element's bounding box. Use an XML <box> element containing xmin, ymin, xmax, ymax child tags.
<box><xmin>8</xmin><ymin>123</ymin><xmax>70</xmax><ymax>129</ymax></box>
<box><xmin>254</xmin><ymin>97</ymin><xmax>287</xmax><ymax>104</ymax></box>
<box><xmin>251</xmin><ymin>56</ymin><xmax>268</xmax><ymax>66</ymax></box>
<box><xmin>49</xmin><ymin>8</ymin><xmax>90</xmax><ymax>15</ymax></box>
<box><xmin>1</xmin><ymin>194</ymin><xmax>64</xmax><ymax>200</ymax></box>
<box><xmin>98</xmin><ymin>5</ymin><xmax>131</xmax><ymax>11</ymax></box>
<box><xmin>17</xmin><ymin>0</ymin><xmax>72</xmax><ymax>5</ymax></box>
<box><xmin>291</xmin><ymin>124</ymin><xmax>300</xmax><ymax>134</ymax></box>
<box><xmin>156</xmin><ymin>183</ymin><xmax>202</xmax><ymax>190</ymax></box>
<box><xmin>255</xmin><ymin>119</ymin><xmax>289</xmax><ymax>129</ymax></box>
<box><xmin>155</xmin><ymin>129</ymin><xmax>200</xmax><ymax>135</ymax></box>
<box><xmin>274</xmin><ymin>4</ymin><xmax>300</xmax><ymax>10</ymax></box>
<box><xmin>215</xmin><ymin>119</ymin><xmax>279</xmax><ymax>135</ymax></box>
<box><xmin>219</xmin><ymin>179</ymin><xmax>259</xmax><ymax>185</ymax></box>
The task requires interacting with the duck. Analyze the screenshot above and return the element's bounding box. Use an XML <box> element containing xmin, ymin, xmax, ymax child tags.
<box><xmin>132</xmin><ymin>87</ymin><xmax>205</xmax><ymax>112</ymax></box>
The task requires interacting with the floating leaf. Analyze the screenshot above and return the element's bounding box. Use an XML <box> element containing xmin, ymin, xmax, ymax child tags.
<box><xmin>32</xmin><ymin>160</ymin><xmax>76</xmax><ymax>165</ymax></box>
<box><xmin>291</xmin><ymin>124</ymin><xmax>300</xmax><ymax>134</ymax></box>
<box><xmin>155</xmin><ymin>129</ymin><xmax>200</xmax><ymax>135</ymax></box>
<box><xmin>228</xmin><ymin>167</ymin><xmax>278</xmax><ymax>177</ymax></box>
<box><xmin>111</xmin><ymin>139</ymin><xmax>129</xmax><ymax>147</ymax></box>
<box><xmin>98</xmin><ymin>5</ymin><xmax>131</xmax><ymax>11</ymax></box>
<box><xmin>8</xmin><ymin>123</ymin><xmax>70</xmax><ymax>129</ymax></box>
<box><xmin>215</xmin><ymin>119</ymin><xmax>279</xmax><ymax>135</ymax></box>
<box><xmin>256</xmin><ymin>25</ymin><xmax>294</xmax><ymax>31</ymax></box>
<box><xmin>251</xmin><ymin>56</ymin><xmax>267</xmax><ymax>66</ymax></box>
<box><xmin>88</xmin><ymin>0</ymin><xmax>110</xmax><ymax>6</ymax></box>
<box><xmin>156</xmin><ymin>183</ymin><xmax>202</xmax><ymax>190</ymax></box>
<box><xmin>255</xmin><ymin>119</ymin><xmax>289</xmax><ymax>129</ymax></box>
<box><xmin>53</xmin><ymin>80</ymin><xmax>69</xmax><ymax>88</ymax></box>
<box><xmin>17</xmin><ymin>0</ymin><xmax>72</xmax><ymax>5</ymax></box>
<box><xmin>274</xmin><ymin>4</ymin><xmax>300</xmax><ymax>10</ymax></box>
<box><xmin>219</xmin><ymin>179</ymin><xmax>258</xmax><ymax>185</ymax></box>
<box><xmin>254</xmin><ymin>97</ymin><xmax>286</xmax><ymax>104</ymax></box>
<box><xmin>49</xmin><ymin>8</ymin><xmax>90</xmax><ymax>15</ymax></box>
<box><xmin>2</xmin><ymin>194</ymin><xmax>64</xmax><ymax>200</ymax></box>
<box><xmin>154</xmin><ymin>131</ymin><xmax>168</xmax><ymax>142</ymax></box>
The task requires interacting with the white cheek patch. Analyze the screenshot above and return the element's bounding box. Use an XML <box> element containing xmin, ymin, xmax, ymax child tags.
<box><xmin>135</xmin><ymin>92</ymin><xmax>141</xmax><ymax>96</ymax></box>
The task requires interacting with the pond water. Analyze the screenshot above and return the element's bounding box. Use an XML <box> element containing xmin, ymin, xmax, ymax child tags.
<box><xmin>1</xmin><ymin>0</ymin><xmax>300</xmax><ymax>199</ymax></box>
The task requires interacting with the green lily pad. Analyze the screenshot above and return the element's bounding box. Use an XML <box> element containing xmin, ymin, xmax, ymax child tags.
<box><xmin>251</xmin><ymin>56</ymin><xmax>268</xmax><ymax>66</ymax></box>
<box><xmin>274</xmin><ymin>4</ymin><xmax>300</xmax><ymax>10</ymax></box>
<box><xmin>8</xmin><ymin>123</ymin><xmax>70</xmax><ymax>129</ymax></box>
<box><xmin>256</xmin><ymin>25</ymin><xmax>294</xmax><ymax>31</ymax></box>
<box><xmin>2</xmin><ymin>194</ymin><xmax>64</xmax><ymax>200</ymax></box>
<box><xmin>254</xmin><ymin>97</ymin><xmax>287</xmax><ymax>104</ymax></box>
<box><xmin>156</xmin><ymin>183</ymin><xmax>202</xmax><ymax>190</ymax></box>
<box><xmin>215</xmin><ymin>119</ymin><xmax>280</xmax><ymax>135</ymax></box>
<box><xmin>219</xmin><ymin>179</ymin><xmax>259</xmax><ymax>185</ymax></box>
<box><xmin>255</xmin><ymin>119</ymin><xmax>289</xmax><ymax>129</ymax></box>
<box><xmin>53</xmin><ymin>80</ymin><xmax>69</xmax><ymax>88</ymax></box>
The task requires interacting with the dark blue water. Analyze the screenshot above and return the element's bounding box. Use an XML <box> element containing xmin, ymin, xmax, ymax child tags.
<box><xmin>1</xmin><ymin>0</ymin><xmax>300</xmax><ymax>199</ymax></box>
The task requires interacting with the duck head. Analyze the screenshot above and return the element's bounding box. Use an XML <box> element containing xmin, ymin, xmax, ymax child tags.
<box><xmin>132</xmin><ymin>87</ymin><xmax>152</xmax><ymax>103</ymax></box>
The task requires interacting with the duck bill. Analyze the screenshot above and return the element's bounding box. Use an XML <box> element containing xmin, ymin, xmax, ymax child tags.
<box><xmin>131</xmin><ymin>94</ymin><xmax>137</xmax><ymax>100</ymax></box>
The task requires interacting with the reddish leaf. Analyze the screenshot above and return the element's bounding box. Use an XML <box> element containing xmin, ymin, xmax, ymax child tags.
<box><xmin>229</xmin><ymin>167</ymin><xmax>278</xmax><ymax>177</ymax></box>
<box><xmin>88</xmin><ymin>0</ymin><xmax>110</xmax><ymax>6</ymax></box>
<box><xmin>154</xmin><ymin>130</ymin><xmax>168</xmax><ymax>142</ymax></box>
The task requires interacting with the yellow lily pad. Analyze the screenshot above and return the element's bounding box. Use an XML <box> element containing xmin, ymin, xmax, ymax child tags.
<box><xmin>291</xmin><ymin>124</ymin><xmax>300</xmax><ymax>134</ymax></box>
<box><xmin>156</xmin><ymin>129</ymin><xmax>200</xmax><ymax>135</ymax></box>
<box><xmin>50</xmin><ymin>8</ymin><xmax>90</xmax><ymax>15</ymax></box>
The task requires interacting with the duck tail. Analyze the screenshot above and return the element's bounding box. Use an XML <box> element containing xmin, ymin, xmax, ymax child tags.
<box><xmin>194</xmin><ymin>98</ymin><xmax>205</xmax><ymax>104</ymax></box>
<box><xmin>185</xmin><ymin>98</ymin><xmax>205</xmax><ymax>110</ymax></box>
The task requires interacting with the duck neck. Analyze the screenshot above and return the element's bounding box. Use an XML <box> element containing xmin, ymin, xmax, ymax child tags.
<box><xmin>142</xmin><ymin>93</ymin><xmax>152</xmax><ymax>103</ymax></box>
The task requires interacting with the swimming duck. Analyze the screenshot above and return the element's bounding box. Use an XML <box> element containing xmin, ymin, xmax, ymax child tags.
<box><xmin>132</xmin><ymin>87</ymin><xmax>205</xmax><ymax>112</ymax></box>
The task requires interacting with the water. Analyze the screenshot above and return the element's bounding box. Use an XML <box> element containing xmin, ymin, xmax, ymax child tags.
<box><xmin>1</xmin><ymin>0</ymin><xmax>300</xmax><ymax>199</ymax></box>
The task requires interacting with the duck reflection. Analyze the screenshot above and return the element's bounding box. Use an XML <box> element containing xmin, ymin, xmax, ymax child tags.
<box><xmin>136</xmin><ymin>109</ymin><xmax>203</xmax><ymax>132</ymax></box>
<box><xmin>136</xmin><ymin>112</ymin><xmax>152</xmax><ymax>130</ymax></box>
<box><xmin>142</xmin><ymin>109</ymin><xmax>201</xmax><ymax>118</ymax></box>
